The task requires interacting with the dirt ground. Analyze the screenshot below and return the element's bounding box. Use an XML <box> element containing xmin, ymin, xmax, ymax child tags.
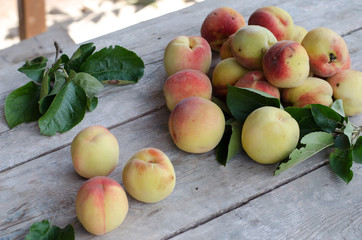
<box><xmin>0</xmin><ymin>0</ymin><xmax>203</xmax><ymax>50</ymax></box>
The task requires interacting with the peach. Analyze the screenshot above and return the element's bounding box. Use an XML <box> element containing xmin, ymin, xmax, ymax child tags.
<box><xmin>234</xmin><ymin>71</ymin><xmax>280</xmax><ymax>99</ymax></box>
<box><xmin>248</xmin><ymin>6</ymin><xmax>294</xmax><ymax>41</ymax></box>
<box><xmin>327</xmin><ymin>69</ymin><xmax>362</xmax><ymax>116</ymax></box>
<box><xmin>301</xmin><ymin>27</ymin><xmax>349</xmax><ymax>78</ymax></box>
<box><xmin>201</xmin><ymin>7</ymin><xmax>245</xmax><ymax>51</ymax></box>
<box><xmin>211</xmin><ymin>57</ymin><xmax>249</xmax><ymax>99</ymax></box>
<box><xmin>164</xmin><ymin>36</ymin><xmax>212</xmax><ymax>76</ymax></box>
<box><xmin>122</xmin><ymin>148</ymin><xmax>176</xmax><ymax>203</ymax></box>
<box><xmin>219</xmin><ymin>34</ymin><xmax>234</xmax><ymax>60</ymax></box>
<box><xmin>282</xmin><ymin>77</ymin><xmax>333</xmax><ymax>108</ymax></box>
<box><xmin>231</xmin><ymin>25</ymin><xmax>277</xmax><ymax>70</ymax></box>
<box><xmin>169</xmin><ymin>97</ymin><xmax>225</xmax><ymax>153</ymax></box>
<box><xmin>163</xmin><ymin>69</ymin><xmax>212</xmax><ymax>111</ymax></box>
<box><xmin>291</xmin><ymin>24</ymin><xmax>308</xmax><ymax>43</ymax></box>
<box><xmin>71</xmin><ymin>125</ymin><xmax>119</xmax><ymax>179</ymax></box>
<box><xmin>76</xmin><ymin>176</ymin><xmax>128</xmax><ymax>235</ymax></box>
<box><xmin>262</xmin><ymin>40</ymin><xmax>310</xmax><ymax>88</ymax></box>
<box><xmin>242</xmin><ymin>106</ymin><xmax>300</xmax><ymax>164</ymax></box>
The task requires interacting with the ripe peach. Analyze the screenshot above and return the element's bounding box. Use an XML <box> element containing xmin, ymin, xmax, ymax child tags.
<box><xmin>282</xmin><ymin>77</ymin><xmax>333</xmax><ymax>107</ymax></box>
<box><xmin>301</xmin><ymin>27</ymin><xmax>349</xmax><ymax>78</ymax></box>
<box><xmin>248</xmin><ymin>6</ymin><xmax>294</xmax><ymax>41</ymax></box>
<box><xmin>122</xmin><ymin>148</ymin><xmax>176</xmax><ymax>203</ymax></box>
<box><xmin>164</xmin><ymin>36</ymin><xmax>212</xmax><ymax>76</ymax></box>
<box><xmin>234</xmin><ymin>71</ymin><xmax>280</xmax><ymax>99</ymax></box>
<box><xmin>262</xmin><ymin>40</ymin><xmax>310</xmax><ymax>88</ymax></box>
<box><xmin>231</xmin><ymin>25</ymin><xmax>277</xmax><ymax>70</ymax></box>
<box><xmin>163</xmin><ymin>69</ymin><xmax>212</xmax><ymax>111</ymax></box>
<box><xmin>201</xmin><ymin>7</ymin><xmax>245</xmax><ymax>51</ymax></box>
<box><xmin>212</xmin><ymin>57</ymin><xmax>249</xmax><ymax>99</ymax></box>
<box><xmin>169</xmin><ymin>97</ymin><xmax>225</xmax><ymax>153</ymax></box>
<box><xmin>327</xmin><ymin>69</ymin><xmax>362</xmax><ymax>116</ymax></box>
<box><xmin>242</xmin><ymin>106</ymin><xmax>300</xmax><ymax>164</ymax></box>
<box><xmin>76</xmin><ymin>176</ymin><xmax>128</xmax><ymax>235</ymax></box>
<box><xmin>291</xmin><ymin>24</ymin><xmax>308</xmax><ymax>43</ymax></box>
<box><xmin>219</xmin><ymin>34</ymin><xmax>234</xmax><ymax>60</ymax></box>
<box><xmin>71</xmin><ymin>125</ymin><xmax>119</xmax><ymax>179</ymax></box>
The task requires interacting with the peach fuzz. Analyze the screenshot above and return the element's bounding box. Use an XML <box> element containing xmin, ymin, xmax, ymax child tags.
<box><xmin>212</xmin><ymin>57</ymin><xmax>249</xmax><ymax>99</ymax></box>
<box><xmin>164</xmin><ymin>36</ymin><xmax>212</xmax><ymax>76</ymax></box>
<box><xmin>248</xmin><ymin>6</ymin><xmax>294</xmax><ymax>41</ymax></box>
<box><xmin>163</xmin><ymin>69</ymin><xmax>212</xmax><ymax>111</ymax></box>
<box><xmin>234</xmin><ymin>71</ymin><xmax>280</xmax><ymax>99</ymax></box>
<box><xmin>282</xmin><ymin>77</ymin><xmax>333</xmax><ymax>108</ymax></box>
<box><xmin>76</xmin><ymin>176</ymin><xmax>128</xmax><ymax>235</ymax></box>
<box><xmin>262</xmin><ymin>40</ymin><xmax>310</xmax><ymax>88</ymax></box>
<box><xmin>231</xmin><ymin>25</ymin><xmax>277</xmax><ymax>70</ymax></box>
<box><xmin>327</xmin><ymin>69</ymin><xmax>362</xmax><ymax>116</ymax></box>
<box><xmin>301</xmin><ymin>27</ymin><xmax>349</xmax><ymax>78</ymax></box>
<box><xmin>169</xmin><ymin>97</ymin><xmax>225</xmax><ymax>153</ymax></box>
<box><xmin>122</xmin><ymin>148</ymin><xmax>176</xmax><ymax>203</ymax></box>
<box><xmin>71</xmin><ymin>125</ymin><xmax>119</xmax><ymax>179</ymax></box>
<box><xmin>201</xmin><ymin>7</ymin><xmax>245</xmax><ymax>51</ymax></box>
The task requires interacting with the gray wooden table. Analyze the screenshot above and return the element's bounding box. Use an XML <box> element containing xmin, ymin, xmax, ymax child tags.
<box><xmin>1</xmin><ymin>0</ymin><xmax>362</xmax><ymax>239</ymax></box>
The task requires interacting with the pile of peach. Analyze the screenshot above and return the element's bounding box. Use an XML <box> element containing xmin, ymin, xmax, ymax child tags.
<box><xmin>162</xmin><ymin>5</ymin><xmax>362</xmax><ymax>156</ymax></box>
<box><xmin>70</xmin><ymin>126</ymin><xmax>176</xmax><ymax>235</ymax></box>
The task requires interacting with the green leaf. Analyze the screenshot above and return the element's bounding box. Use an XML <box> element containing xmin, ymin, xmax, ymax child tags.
<box><xmin>285</xmin><ymin>107</ymin><xmax>321</xmax><ymax>139</ymax></box>
<box><xmin>66</xmin><ymin>42</ymin><xmax>96</xmax><ymax>72</ymax></box>
<box><xmin>343</xmin><ymin>121</ymin><xmax>354</xmax><ymax>144</ymax></box>
<box><xmin>331</xmin><ymin>99</ymin><xmax>345</xmax><ymax>117</ymax></box>
<box><xmin>216</xmin><ymin>119</ymin><xmax>242</xmax><ymax>166</ymax></box>
<box><xmin>329</xmin><ymin>148</ymin><xmax>353</xmax><ymax>184</ymax></box>
<box><xmin>49</xmin><ymin>71</ymin><xmax>67</xmax><ymax>96</ymax></box>
<box><xmin>24</xmin><ymin>220</ymin><xmax>75</xmax><ymax>240</ymax></box>
<box><xmin>5</xmin><ymin>81</ymin><xmax>42</xmax><ymax>128</ymax></box>
<box><xmin>69</xmin><ymin>71</ymin><xmax>104</xmax><ymax>98</ymax></box>
<box><xmin>18</xmin><ymin>56</ymin><xmax>48</xmax><ymax>83</ymax></box>
<box><xmin>334</xmin><ymin>134</ymin><xmax>351</xmax><ymax>151</ymax></box>
<box><xmin>226</xmin><ymin>86</ymin><xmax>281</xmax><ymax>123</ymax></box>
<box><xmin>38</xmin><ymin>81</ymin><xmax>87</xmax><ymax>136</ymax></box>
<box><xmin>310</xmin><ymin>104</ymin><xmax>342</xmax><ymax>133</ymax></box>
<box><xmin>212</xmin><ymin>96</ymin><xmax>232</xmax><ymax>117</ymax></box>
<box><xmin>87</xmin><ymin>97</ymin><xmax>98</xmax><ymax>112</ymax></box>
<box><xmin>80</xmin><ymin>45</ymin><xmax>145</xmax><ymax>84</ymax></box>
<box><xmin>40</xmin><ymin>69</ymin><xmax>50</xmax><ymax>100</ymax></box>
<box><xmin>274</xmin><ymin>132</ymin><xmax>334</xmax><ymax>175</ymax></box>
<box><xmin>352</xmin><ymin>136</ymin><xmax>362</xmax><ymax>163</ymax></box>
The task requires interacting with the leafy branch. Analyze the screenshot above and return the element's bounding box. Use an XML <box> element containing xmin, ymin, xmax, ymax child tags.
<box><xmin>216</xmin><ymin>85</ymin><xmax>362</xmax><ymax>184</ymax></box>
<box><xmin>4</xmin><ymin>42</ymin><xmax>145</xmax><ymax>136</ymax></box>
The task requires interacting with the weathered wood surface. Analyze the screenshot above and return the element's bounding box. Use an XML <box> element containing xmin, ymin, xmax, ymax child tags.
<box><xmin>1</xmin><ymin>0</ymin><xmax>362</xmax><ymax>239</ymax></box>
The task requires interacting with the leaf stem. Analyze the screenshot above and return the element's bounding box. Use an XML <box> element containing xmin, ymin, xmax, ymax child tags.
<box><xmin>54</xmin><ymin>41</ymin><xmax>63</xmax><ymax>62</ymax></box>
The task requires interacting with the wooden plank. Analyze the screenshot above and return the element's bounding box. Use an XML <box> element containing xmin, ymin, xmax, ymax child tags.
<box><xmin>18</xmin><ymin>0</ymin><xmax>47</xmax><ymax>40</ymax></box>
<box><xmin>1</xmin><ymin>0</ymin><xmax>362</xmax><ymax>172</ymax></box>
<box><xmin>171</xmin><ymin>164</ymin><xmax>362</xmax><ymax>240</ymax></box>
<box><xmin>0</xmin><ymin>0</ymin><xmax>362</xmax><ymax>239</ymax></box>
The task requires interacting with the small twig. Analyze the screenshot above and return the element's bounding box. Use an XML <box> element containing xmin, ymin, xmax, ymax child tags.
<box><xmin>54</xmin><ymin>41</ymin><xmax>63</xmax><ymax>62</ymax></box>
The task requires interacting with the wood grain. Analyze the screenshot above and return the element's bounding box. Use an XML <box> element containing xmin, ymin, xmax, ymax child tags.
<box><xmin>1</xmin><ymin>0</ymin><xmax>362</xmax><ymax>239</ymax></box>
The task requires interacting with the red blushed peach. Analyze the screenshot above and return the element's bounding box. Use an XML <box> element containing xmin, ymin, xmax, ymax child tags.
<box><xmin>234</xmin><ymin>71</ymin><xmax>280</xmax><ymax>99</ymax></box>
<box><xmin>327</xmin><ymin>70</ymin><xmax>362</xmax><ymax>116</ymax></box>
<box><xmin>201</xmin><ymin>7</ymin><xmax>245</xmax><ymax>51</ymax></box>
<box><xmin>76</xmin><ymin>176</ymin><xmax>128</xmax><ymax>235</ymax></box>
<box><xmin>301</xmin><ymin>27</ymin><xmax>349</xmax><ymax>78</ymax></box>
<box><xmin>282</xmin><ymin>77</ymin><xmax>333</xmax><ymax>108</ymax></box>
<box><xmin>122</xmin><ymin>148</ymin><xmax>176</xmax><ymax>203</ymax></box>
<box><xmin>163</xmin><ymin>69</ymin><xmax>212</xmax><ymax>111</ymax></box>
<box><xmin>164</xmin><ymin>36</ymin><xmax>212</xmax><ymax>76</ymax></box>
<box><xmin>248</xmin><ymin>6</ymin><xmax>294</xmax><ymax>41</ymax></box>
<box><xmin>169</xmin><ymin>97</ymin><xmax>225</xmax><ymax>153</ymax></box>
<box><xmin>262</xmin><ymin>40</ymin><xmax>310</xmax><ymax>88</ymax></box>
